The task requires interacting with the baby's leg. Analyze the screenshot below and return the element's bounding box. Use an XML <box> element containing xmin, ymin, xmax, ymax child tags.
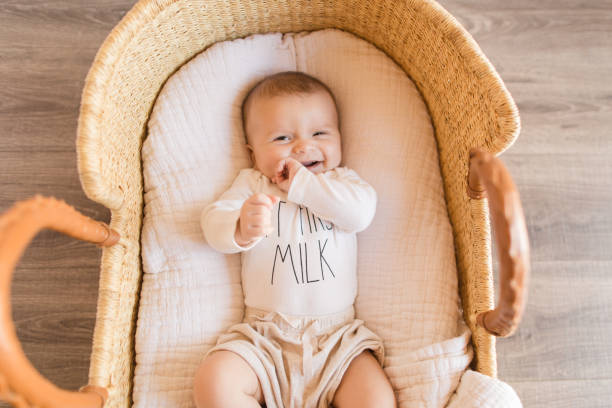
<box><xmin>193</xmin><ymin>350</ymin><xmax>265</xmax><ymax>408</ymax></box>
<box><xmin>331</xmin><ymin>350</ymin><xmax>396</xmax><ymax>408</ymax></box>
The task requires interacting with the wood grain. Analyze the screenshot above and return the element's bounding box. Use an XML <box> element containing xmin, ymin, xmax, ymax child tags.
<box><xmin>1</xmin><ymin>1</ymin><xmax>611</xmax><ymax>407</ymax></box>
<box><xmin>0</xmin><ymin>2</ymin><xmax>127</xmax><ymax>407</ymax></box>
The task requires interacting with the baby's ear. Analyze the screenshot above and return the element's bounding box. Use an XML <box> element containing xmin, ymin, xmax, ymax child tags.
<box><xmin>246</xmin><ymin>144</ymin><xmax>255</xmax><ymax>163</ymax></box>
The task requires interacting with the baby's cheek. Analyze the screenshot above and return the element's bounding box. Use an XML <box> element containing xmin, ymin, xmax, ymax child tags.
<box><xmin>327</xmin><ymin>149</ymin><xmax>342</xmax><ymax>169</ymax></box>
<box><xmin>261</xmin><ymin>162</ymin><xmax>277</xmax><ymax>181</ymax></box>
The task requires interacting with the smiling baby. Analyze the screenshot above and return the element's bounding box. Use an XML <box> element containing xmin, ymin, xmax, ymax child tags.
<box><xmin>193</xmin><ymin>71</ymin><xmax>396</xmax><ymax>408</ymax></box>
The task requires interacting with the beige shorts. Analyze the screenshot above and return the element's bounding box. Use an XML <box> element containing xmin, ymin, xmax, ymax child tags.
<box><xmin>202</xmin><ymin>304</ymin><xmax>385</xmax><ymax>408</ymax></box>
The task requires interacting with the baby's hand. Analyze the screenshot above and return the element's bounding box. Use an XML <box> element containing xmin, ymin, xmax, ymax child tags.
<box><xmin>235</xmin><ymin>193</ymin><xmax>280</xmax><ymax>246</ymax></box>
<box><xmin>271</xmin><ymin>157</ymin><xmax>303</xmax><ymax>193</ymax></box>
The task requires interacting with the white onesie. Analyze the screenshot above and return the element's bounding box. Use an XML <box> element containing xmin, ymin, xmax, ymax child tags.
<box><xmin>201</xmin><ymin>166</ymin><xmax>377</xmax><ymax>316</ymax></box>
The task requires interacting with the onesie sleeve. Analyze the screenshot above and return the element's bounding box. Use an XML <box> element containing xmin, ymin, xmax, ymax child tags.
<box><xmin>200</xmin><ymin>170</ymin><xmax>263</xmax><ymax>254</ymax></box>
<box><xmin>287</xmin><ymin>166</ymin><xmax>377</xmax><ymax>233</ymax></box>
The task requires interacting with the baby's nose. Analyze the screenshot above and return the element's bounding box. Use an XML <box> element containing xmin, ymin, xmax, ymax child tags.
<box><xmin>293</xmin><ymin>140</ymin><xmax>314</xmax><ymax>154</ymax></box>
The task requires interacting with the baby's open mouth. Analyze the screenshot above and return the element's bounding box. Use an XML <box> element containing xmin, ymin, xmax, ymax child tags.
<box><xmin>302</xmin><ymin>160</ymin><xmax>322</xmax><ymax>168</ymax></box>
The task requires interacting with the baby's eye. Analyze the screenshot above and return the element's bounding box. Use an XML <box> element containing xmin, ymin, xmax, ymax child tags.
<box><xmin>274</xmin><ymin>135</ymin><xmax>290</xmax><ymax>141</ymax></box>
<box><xmin>313</xmin><ymin>131</ymin><xmax>325</xmax><ymax>136</ymax></box>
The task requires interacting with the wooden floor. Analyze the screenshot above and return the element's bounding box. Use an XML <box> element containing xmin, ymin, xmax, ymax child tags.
<box><xmin>1</xmin><ymin>1</ymin><xmax>611</xmax><ymax>407</ymax></box>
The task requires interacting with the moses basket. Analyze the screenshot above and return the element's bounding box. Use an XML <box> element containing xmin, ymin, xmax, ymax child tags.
<box><xmin>0</xmin><ymin>0</ymin><xmax>530</xmax><ymax>407</ymax></box>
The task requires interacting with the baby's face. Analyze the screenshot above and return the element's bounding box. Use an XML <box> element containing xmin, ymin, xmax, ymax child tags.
<box><xmin>245</xmin><ymin>90</ymin><xmax>342</xmax><ymax>180</ymax></box>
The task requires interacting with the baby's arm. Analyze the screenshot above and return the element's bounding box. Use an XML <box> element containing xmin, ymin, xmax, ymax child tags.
<box><xmin>287</xmin><ymin>166</ymin><xmax>377</xmax><ymax>233</ymax></box>
<box><xmin>201</xmin><ymin>171</ymin><xmax>277</xmax><ymax>253</ymax></box>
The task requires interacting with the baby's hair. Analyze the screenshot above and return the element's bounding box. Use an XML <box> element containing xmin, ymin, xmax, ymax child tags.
<box><xmin>241</xmin><ymin>71</ymin><xmax>339</xmax><ymax>144</ymax></box>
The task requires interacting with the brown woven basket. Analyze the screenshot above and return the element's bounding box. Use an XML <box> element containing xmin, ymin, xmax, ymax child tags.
<box><xmin>0</xmin><ymin>0</ymin><xmax>527</xmax><ymax>407</ymax></box>
<box><xmin>76</xmin><ymin>0</ymin><xmax>522</xmax><ymax>406</ymax></box>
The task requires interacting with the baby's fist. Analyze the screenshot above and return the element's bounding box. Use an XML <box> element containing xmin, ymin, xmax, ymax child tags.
<box><xmin>271</xmin><ymin>157</ymin><xmax>303</xmax><ymax>193</ymax></box>
<box><xmin>235</xmin><ymin>193</ymin><xmax>280</xmax><ymax>246</ymax></box>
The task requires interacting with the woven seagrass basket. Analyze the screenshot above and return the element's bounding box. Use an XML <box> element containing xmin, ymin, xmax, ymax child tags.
<box><xmin>0</xmin><ymin>0</ymin><xmax>530</xmax><ymax>407</ymax></box>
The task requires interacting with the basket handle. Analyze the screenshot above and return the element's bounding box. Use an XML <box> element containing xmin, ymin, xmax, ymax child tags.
<box><xmin>467</xmin><ymin>148</ymin><xmax>530</xmax><ymax>337</ymax></box>
<box><xmin>0</xmin><ymin>195</ymin><xmax>119</xmax><ymax>407</ymax></box>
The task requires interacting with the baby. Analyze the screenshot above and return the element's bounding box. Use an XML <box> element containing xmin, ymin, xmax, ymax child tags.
<box><xmin>193</xmin><ymin>71</ymin><xmax>396</xmax><ymax>408</ymax></box>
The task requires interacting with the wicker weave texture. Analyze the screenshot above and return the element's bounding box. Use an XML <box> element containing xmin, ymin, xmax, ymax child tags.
<box><xmin>76</xmin><ymin>0</ymin><xmax>520</xmax><ymax>406</ymax></box>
